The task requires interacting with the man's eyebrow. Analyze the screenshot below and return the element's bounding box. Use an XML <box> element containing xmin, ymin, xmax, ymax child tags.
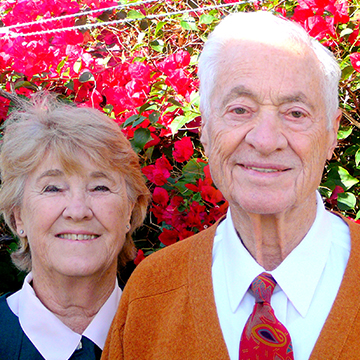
<box><xmin>279</xmin><ymin>93</ymin><xmax>314</xmax><ymax>108</ymax></box>
<box><xmin>221</xmin><ymin>86</ymin><xmax>256</xmax><ymax>107</ymax></box>
<box><xmin>222</xmin><ymin>87</ymin><xmax>315</xmax><ymax>110</ymax></box>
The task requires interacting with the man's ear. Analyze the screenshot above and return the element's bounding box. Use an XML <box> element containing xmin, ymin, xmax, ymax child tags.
<box><xmin>326</xmin><ymin>109</ymin><xmax>342</xmax><ymax>160</ymax></box>
<box><xmin>200</xmin><ymin>115</ymin><xmax>210</xmax><ymax>157</ymax></box>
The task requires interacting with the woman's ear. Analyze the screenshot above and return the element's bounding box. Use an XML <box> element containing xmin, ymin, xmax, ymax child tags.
<box><xmin>13</xmin><ymin>207</ymin><xmax>25</xmax><ymax>236</ymax></box>
<box><xmin>126</xmin><ymin>202</ymin><xmax>135</xmax><ymax>232</ymax></box>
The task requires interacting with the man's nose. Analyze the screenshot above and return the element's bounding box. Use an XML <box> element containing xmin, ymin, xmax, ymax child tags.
<box><xmin>244</xmin><ymin>110</ymin><xmax>287</xmax><ymax>155</ymax></box>
<box><xmin>62</xmin><ymin>191</ymin><xmax>93</xmax><ymax>221</ymax></box>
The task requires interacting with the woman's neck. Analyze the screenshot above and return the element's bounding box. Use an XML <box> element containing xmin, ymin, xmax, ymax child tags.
<box><xmin>31</xmin><ymin>268</ymin><xmax>117</xmax><ymax>333</ymax></box>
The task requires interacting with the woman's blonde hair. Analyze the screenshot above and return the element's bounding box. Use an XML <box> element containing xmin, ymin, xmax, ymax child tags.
<box><xmin>0</xmin><ymin>92</ymin><xmax>150</xmax><ymax>272</ymax></box>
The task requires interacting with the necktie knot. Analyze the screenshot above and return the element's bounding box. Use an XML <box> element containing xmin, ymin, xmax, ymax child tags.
<box><xmin>240</xmin><ymin>272</ymin><xmax>294</xmax><ymax>359</ymax></box>
<box><xmin>250</xmin><ymin>272</ymin><xmax>276</xmax><ymax>303</ymax></box>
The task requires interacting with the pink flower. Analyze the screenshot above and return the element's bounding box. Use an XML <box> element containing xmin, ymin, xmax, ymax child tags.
<box><xmin>350</xmin><ymin>53</ymin><xmax>360</xmax><ymax>72</ymax></box>
<box><xmin>173</xmin><ymin>137</ymin><xmax>194</xmax><ymax>162</ymax></box>
<box><xmin>159</xmin><ymin>228</ymin><xmax>179</xmax><ymax>246</ymax></box>
<box><xmin>153</xmin><ymin>187</ymin><xmax>169</xmax><ymax>207</ymax></box>
<box><xmin>327</xmin><ymin>185</ymin><xmax>344</xmax><ymax>205</ymax></box>
<box><xmin>142</xmin><ymin>155</ymin><xmax>173</xmax><ymax>186</ymax></box>
<box><xmin>134</xmin><ymin>249</ymin><xmax>145</xmax><ymax>265</ymax></box>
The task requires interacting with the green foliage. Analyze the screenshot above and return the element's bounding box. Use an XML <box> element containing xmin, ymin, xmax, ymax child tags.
<box><xmin>0</xmin><ymin>0</ymin><xmax>359</xmax><ymax>293</ymax></box>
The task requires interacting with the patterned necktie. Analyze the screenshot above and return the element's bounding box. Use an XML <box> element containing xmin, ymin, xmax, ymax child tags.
<box><xmin>239</xmin><ymin>272</ymin><xmax>294</xmax><ymax>360</ymax></box>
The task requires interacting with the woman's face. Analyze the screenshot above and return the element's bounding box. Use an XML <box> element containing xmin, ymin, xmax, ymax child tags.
<box><xmin>14</xmin><ymin>151</ymin><xmax>134</xmax><ymax>282</ymax></box>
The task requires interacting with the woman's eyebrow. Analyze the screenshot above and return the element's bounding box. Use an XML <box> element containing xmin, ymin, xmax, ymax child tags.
<box><xmin>36</xmin><ymin>169</ymin><xmax>64</xmax><ymax>181</ymax></box>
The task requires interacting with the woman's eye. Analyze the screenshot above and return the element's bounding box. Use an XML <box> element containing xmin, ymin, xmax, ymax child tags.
<box><xmin>43</xmin><ymin>185</ymin><xmax>61</xmax><ymax>193</ymax></box>
<box><xmin>93</xmin><ymin>185</ymin><xmax>110</xmax><ymax>192</ymax></box>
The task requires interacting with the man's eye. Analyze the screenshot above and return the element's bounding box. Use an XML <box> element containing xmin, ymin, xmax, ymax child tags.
<box><xmin>93</xmin><ymin>185</ymin><xmax>110</xmax><ymax>192</ymax></box>
<box><xmin>290</xmin><ymin>111</ymin><xmax>305</xmax><ymax>118</ymax></box>
<box><xmin>233</xmin><ymin>107</ymin><xmax>247</xmax><ymax>115</ymax></box>
<box><xmin>43</xmin><ymin>185</ymin><xmax>61</xmax><ymax>193</ymax></box>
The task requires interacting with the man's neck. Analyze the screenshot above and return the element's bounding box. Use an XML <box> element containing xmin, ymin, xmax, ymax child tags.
<box><xmin>231</xmin><ymin>194</ymin><xmax>317</xmax><ymax>270</ymax></box>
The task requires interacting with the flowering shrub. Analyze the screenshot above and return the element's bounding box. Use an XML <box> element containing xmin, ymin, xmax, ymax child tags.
<box><xmin>0</xmin><ymin>0</ymin><xmax>359</xmax><ymax>290</ymax></box>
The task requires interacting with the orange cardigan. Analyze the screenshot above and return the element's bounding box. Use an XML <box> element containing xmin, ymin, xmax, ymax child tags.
<box><xmin>102</xmin><ymin>216</ymin><xmax>360</xmax><ymax>360</ymax></box>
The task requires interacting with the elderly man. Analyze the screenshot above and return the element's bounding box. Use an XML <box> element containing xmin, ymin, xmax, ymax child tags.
<box><xmin>103</xmin><ymin>11</ymin><xmax>360</xmax><ymax>360</ymax></box>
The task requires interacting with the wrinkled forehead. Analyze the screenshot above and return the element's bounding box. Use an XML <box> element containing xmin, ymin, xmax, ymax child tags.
<box><xmin>212</xmin><ymin>39</ymin><xmax>325</xmax><ymax>107</ymax></box>
<box><xmin>36</xmin><ymin>147</ymin><xmax>112</xmax><ymax>177</ymax></box>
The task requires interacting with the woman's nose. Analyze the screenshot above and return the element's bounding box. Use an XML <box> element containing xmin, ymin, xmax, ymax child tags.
<box><xmin>62</xmin><ymin>192</ymin><xmax>93</xmax><ymax>221</ymax></box>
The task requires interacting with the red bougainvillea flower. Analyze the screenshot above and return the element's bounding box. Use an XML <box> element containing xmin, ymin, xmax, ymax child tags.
<box><xmin>153</xmin><ymin>187</ymin><xmax>169</xmax><ymax>207</ymax></box>
<box><xmin>326</xmin><ymin>185</ymin><xmax>344</xmax><ymax>205</ymax></box>
<box><xmin>142</xmin><ymin>155</ymin><xmax>173</xmax><ymax>186</ymax></box>
<box><xmin>173</xmin><ymin>136</ymin><xmax>194</xmax><ymax>162</ymax></box>
<box><xmin>350</xmin><ymin>53</ymin><xmax>360</xmax><ymax>72</ymax></box>
<box><xmin>201</xmin><ymin>185</ymin><xmax>224</xmax><ymax>205</ymax></box>
<box><xmin>348</xmin><ymin>25</ymin><xmax>360</xmax><ymax>46</ymax></box>
<box><xmin>157</xmin><ymin>50</ymin><xmax>190</xmax><ymax>76</ymax></box>
<box><xmin>134</xmin><ymin>249</ymin><xmax>145</xmax><ymax>265</ymax></box>
<box><xmin>159</xmin><ymin>228</ymin><xmax>179</xmax><ymax>246</ymax></box>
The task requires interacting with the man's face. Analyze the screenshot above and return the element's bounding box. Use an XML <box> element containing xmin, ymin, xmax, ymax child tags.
<box><xmin>201</xmin><ymin>40</ymin><xmax>340</xmax><ymax>216</ymax></box>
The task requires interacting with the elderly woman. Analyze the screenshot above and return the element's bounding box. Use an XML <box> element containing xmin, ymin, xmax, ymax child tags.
<box><xmin>0</xmin><ymin>93</ymin><xmax>150</xmax><ymax>360</ymax></box>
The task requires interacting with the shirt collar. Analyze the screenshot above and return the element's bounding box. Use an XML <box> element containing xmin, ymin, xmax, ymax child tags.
<box><xmin>222</xmin><ymin>191</ymin><xmax>333</xmax><ymax>317</ymax></box>
<box><xmin>8</xmin><ymin>272</ymin><xmax>121</xmax><ymax>360</ymax></box>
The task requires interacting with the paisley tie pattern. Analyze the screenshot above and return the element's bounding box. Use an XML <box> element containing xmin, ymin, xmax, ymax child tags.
<box><xmin>239</xmin><ymin>273</ymin><xmax>294</xmax><ymax>360</ymax></box>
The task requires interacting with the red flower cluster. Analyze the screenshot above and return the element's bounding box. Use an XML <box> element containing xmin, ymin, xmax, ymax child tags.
<box><xmin>150</xmin><ymin>163</ymin><xmax>228</xmax><ymax>245</ymax></box>
<box><xmin>173</xmin><ymin>136</ymin><xmax>194</xmax><ymax>162</ymax></box>
<box><xmin>142</xmin><ymin>155</ymin><xmax>173</xmax><ymax>186</ymax></box>
<box><xmin>293</xmin><ymin>0</ymin><xmax>349</xmax><ymax>40</ymax></box>
<box><xmin>0</xmin><ymin>0</ymin><xmax>358</xmax><ymax>261</ymax></box>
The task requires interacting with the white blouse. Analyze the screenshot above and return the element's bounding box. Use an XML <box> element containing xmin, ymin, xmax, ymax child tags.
<box><xmin>7</xmin><ymin>273</ymin><xmax>121</xmax><ymax>360</ymax></box>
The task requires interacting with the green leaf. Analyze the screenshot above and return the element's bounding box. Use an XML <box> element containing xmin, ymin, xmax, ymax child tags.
<box><xmin>150</xmin><ymin>40</ymin><xmax>164</xmax><ymax>52</ymax></box>
<box><xmin>356</xmin><ymin>148</ymin><xmax>360</xmax><ymax>167</ymax></box>
<box><xmin>193</xmin><ymin>192</ymin><xmax>202</xmax><ymax>202</ymax></box>
<box><xmin>182</xmin><ymin>159</ymin><xmax>206</xmax><ymax>180</ymax></box>
<box><xmin>339</xmin><ymin>167</ymin><xmax>359</xmax><ymax>189</ymax></box>
<box><xmin>199</xmin><ymin>14</ymin><xmax>215</xmax><ymax>25</ymax></box>
<box><xmin>14</xmin><ymin>81</ymin><xmax>38</xmax><ymax>91</ymax></box>
<box><xmin>123</xmin><ymin>114</ymin><xmax>140</xmax><ymax>128</ymax></box>
<box><xmin>64</xmin><ymin>79</ymin><xmax>74</xmax><ymax>91</ymax></box>
<box><xmin>148</xmin><ymin>111</ymin><xmax>160</xmax><ymax>124</ymax></box>
<box><xmin>131</xmin><ymin>128</ymin><xmax>151</xmax><ymax>153</ymax></box>
<box><xmin>57</xmin><ymin>57</ymin><xmax>67</xmax><ymax>73</ymax></box>
<box><xmin>79</xmin><ymin>71</ymin><xmax>94</xmax><ymax>83</ymax></box>
<box><xmin>337</xmin><ymin>126</ymin><xmax>353</xmax><ymax>140</ymax></box>
<box><xmin>73</xmin><ymin>59</ymin><xmax>82</xmax><ymax>74</ymax></box>
<box><xmin>356</xmin><ymin>210</ymin><xmax>360</xmax><ymax>221</ymax></box>
<box><xmin>103</xmin><ymin>104</ymin><xmax>113</xmax><ymax>114</ymax></box>
<box><xmin>139</xmin><ymin>102</ymin><xmax>156</xmax><ymax>114</ymax></box>
<box><xmin>180</xmin><ymin>17</ymin><xmax>198</xmax><ymax>31</ymax></box>
<box><xmin>337</xmin><ymin>192</ymin><xmax>357</xmax><ymax>210</ymax></box>
<box><xmin>169</xmin><ymin>116</ymin><xmax>187</xmax><ymax>134</ymax></box>
<box><xmin>132</xmin><ymin>115</ymin><xmax>147</xmax><ymax>127</ymax></box>
<box><xmin>168</xmin><ymin>98</ymin><xmax>183</xmax><ymax>107</ymax></box>
<box><xmin>155</xmin><ymin>21</ymin><xmax>166</xmax><ymax>36</ymax></box>
<box><xmin>341</xmin><ymin>65</ymin><xmax>354</xmax><ymax>81</ymax></box>
<box><xmin>340</xmin><ymin>28</ymin><xmax>353</xmax><ymax>37</ymax></box>
<box><xmin>127</xmin><ymin>10</ymin><xmax>145</xmax><ymax>20</ymax></box>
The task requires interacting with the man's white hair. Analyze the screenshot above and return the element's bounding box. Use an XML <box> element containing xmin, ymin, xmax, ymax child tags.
<box><xmin>198</xmin><ymin>11</ymin><xmax>341</xmax><ymax>128</ymax></box>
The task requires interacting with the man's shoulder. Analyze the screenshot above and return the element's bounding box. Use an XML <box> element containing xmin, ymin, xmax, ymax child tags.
<box><xmin>125</xmin><ymin>221</ymin><xmax>220</xmax><ymax>299</ymax></box>
<box><xmin>332</xmin><ymin>213</ymin><xmax>360</xmax><ymax>238</ymax></box>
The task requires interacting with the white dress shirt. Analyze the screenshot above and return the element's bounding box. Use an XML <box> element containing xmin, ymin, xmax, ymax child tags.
<box><xmin>212</xmin><ymin>191</ymin><xmax>351</xmax><ymax>360</ymax></box>
<box><xmin>7</xmin><ymin>273</ymin><xmax>122</xmax><ymax>360</ymax></box>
